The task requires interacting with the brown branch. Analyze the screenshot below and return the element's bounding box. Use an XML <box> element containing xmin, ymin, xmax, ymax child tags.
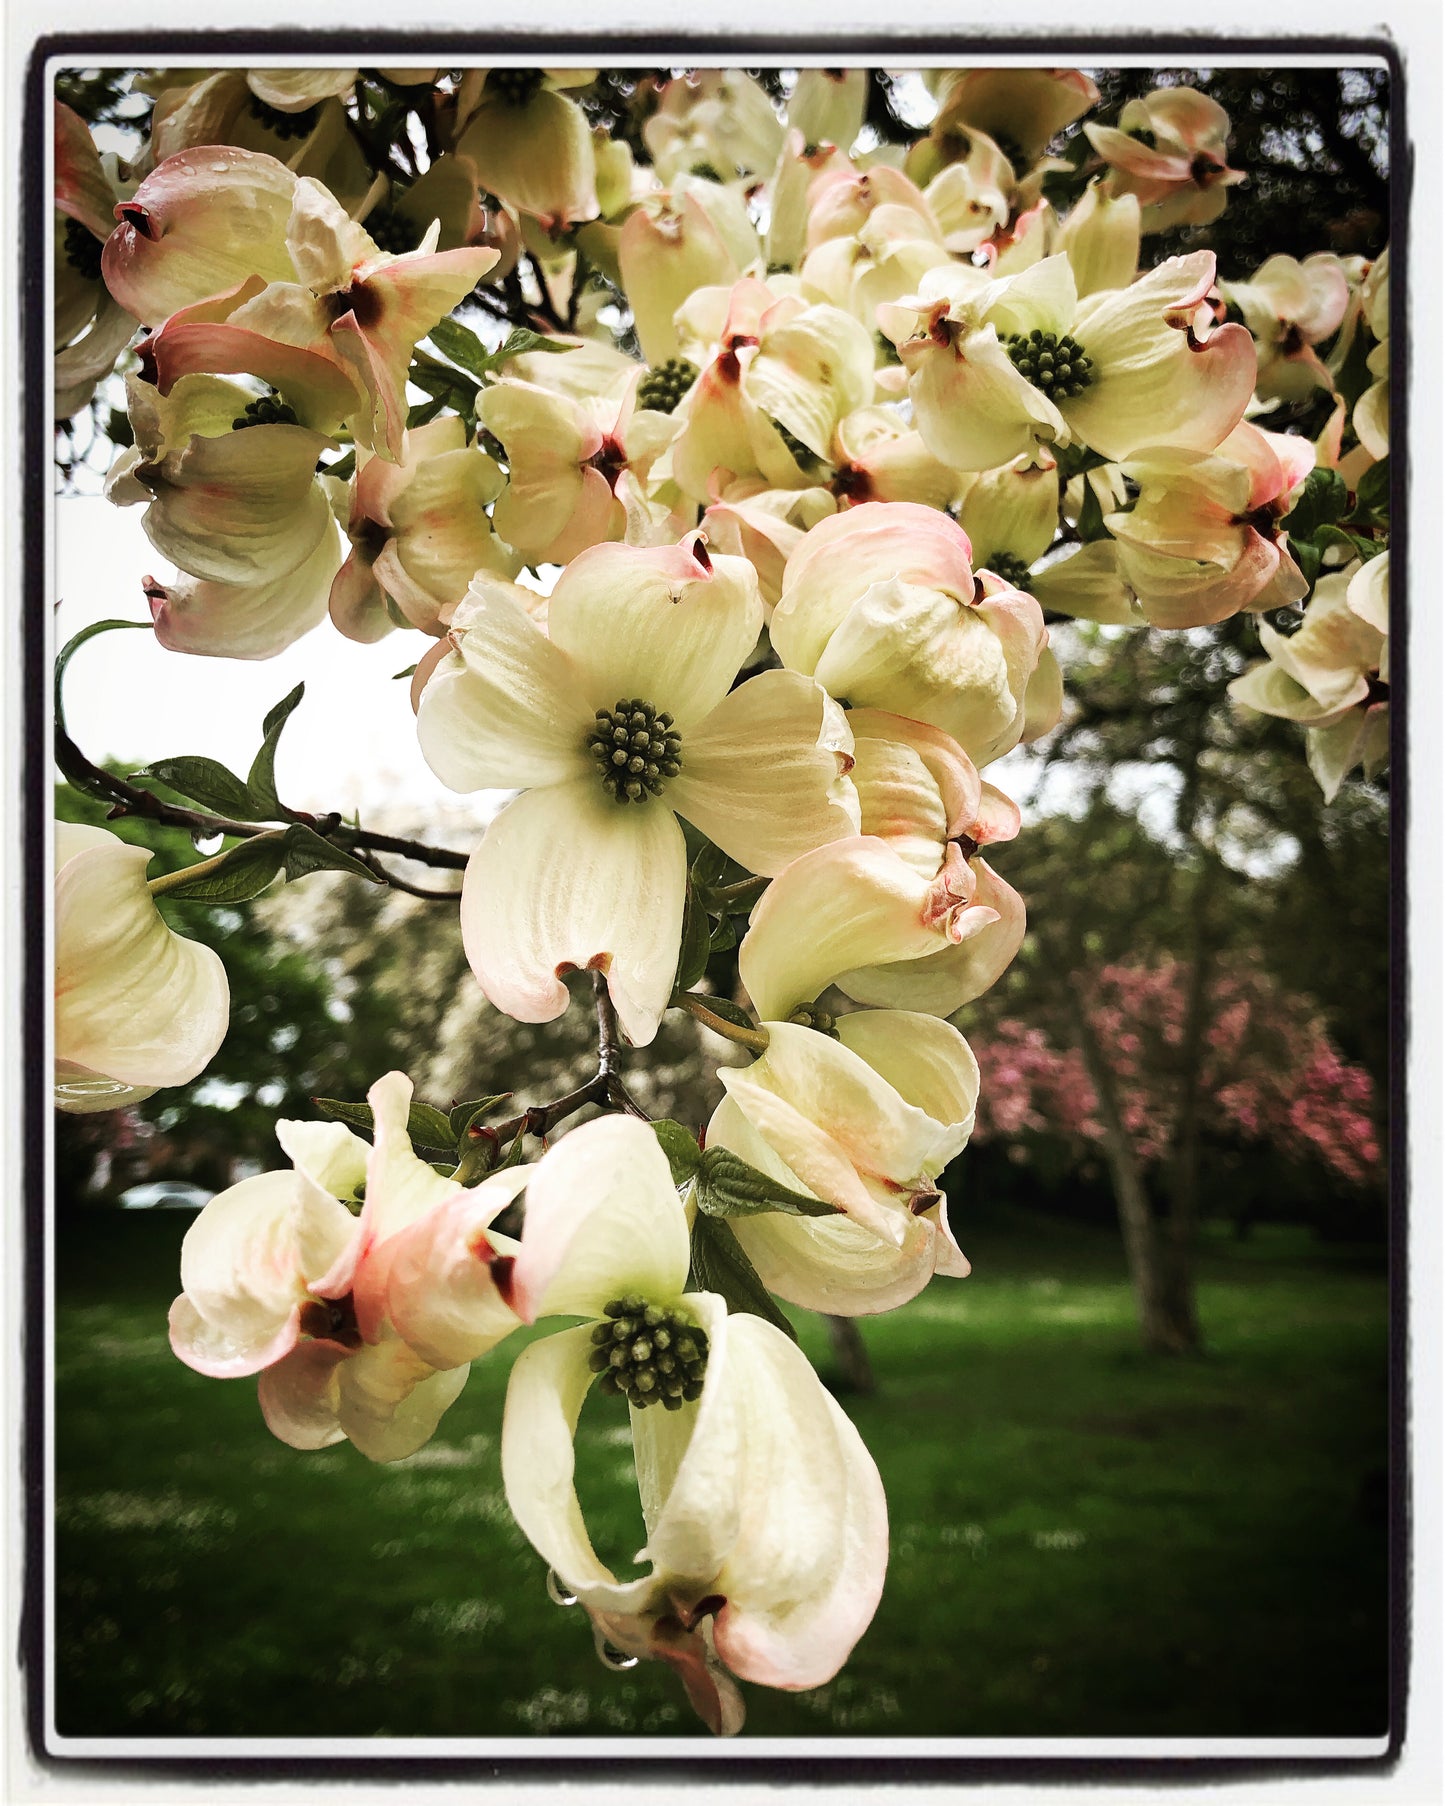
<box><xmin>57</xmin><ymin>720</ymin><xmax>471</xmax><ymax>874</ymax></box>
<box><xmin>458</xmin><ymin>971</ymin><xmax>647</xmax><ymax>1175</ymax></box>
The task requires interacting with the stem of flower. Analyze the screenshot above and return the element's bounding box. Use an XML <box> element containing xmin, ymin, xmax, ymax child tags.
<box><xmin>677</xmin><ymin>994</ymin><xmax>771</xmax><ymax>1052</ymax></box>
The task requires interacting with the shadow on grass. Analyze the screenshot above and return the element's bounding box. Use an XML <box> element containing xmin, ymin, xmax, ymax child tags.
<box><xmin>50</xmin><ymin>1205</ymin><xmax>1389</xmax><ymax>1741</ymax></box>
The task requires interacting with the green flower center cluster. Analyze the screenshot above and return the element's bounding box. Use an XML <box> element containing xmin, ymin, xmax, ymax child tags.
<box><xmin>63</xmin><ymin>216</ymin><xmax>104</xmax><ymax>281</ymax></box>
<box><xmin>490</xmin><ymin>68</ymin><xmax>546</xmax><ymax>108</ymax></box>
<box><xmin>232</xmin><ymin>393</ymin><xmax>301</xmax><ymax>431</ymax></box>
<box><xmin>364</xmin><ymin>203</ymin><xmax>419</xmax><ymax>256</ymax></box>
<box><xmin>247</xmin><ymin>95</ymin><xmax>321</xmax><ymax>141</ymax></box>
<box><xmin>775</xmin><ymin>418</ymin><xmax>828</xmax><ymax>472</ymax></box>
<box><xmin>1006</xmin><ymin>330</ymin><xmax>1095</xmax><ymax>400</ymax></box>
<box><xmin>787</xmin><ymin>1001</ymin><xmax>841</xmax><ymax>1038</ymax></box>
<box><xmin>983</xmin><ymin>552</ymin><xmax>1034</xmax><ymax>590</ymax></box>
<box><xmin>588</xmin><ymin>1296</ymin><xmax>708</xmax><ymax>1410</ymax></box>
<box><xmin>588</xmin><ymin>699</ymin><xmax>683</xmax><ymax>804</ymax></box>
<box><xmin>636</xmin><ymin>358</ymin><xmax>699</xmax><ymax>415</ymax></box>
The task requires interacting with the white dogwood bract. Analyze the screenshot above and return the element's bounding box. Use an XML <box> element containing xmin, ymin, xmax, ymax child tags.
<box><xmin>54</xmin><ymin>822</ymin><xmax>230</xmax><ymax>1113</ymax></box>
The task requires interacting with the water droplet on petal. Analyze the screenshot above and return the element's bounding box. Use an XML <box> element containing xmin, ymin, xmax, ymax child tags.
<box><xmin>545</xmin><ymin>1569</ymin><xmax>579</xmax><ymax>1607</ymax></box>
<box><xmin>597</xmin><ymin>1642</ymin><xmax>638</xmax><ymax>1672</ymax></box>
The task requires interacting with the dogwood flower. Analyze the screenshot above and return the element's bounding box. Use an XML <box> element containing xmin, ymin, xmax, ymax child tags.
<box><xmin>883</xmin><ymin>250</ymin><xmax>1256</xmax><ymax>470</ymax></box>
<box><xmin>454</xmin><ymin>70</ymin><xmax>600</xmax><ymax>231</ymax></box>
<box><xmin>739</xmin><ymin>833</ymin><xmax>1026</xmax><ymax>1022</ymax></box>
<box><xmin>498</xmin><ymin>1114</ymin><xmax>888</xmax><ymax>1735</ymax></box>
<box><xmin>1105</xmin><ymin>420</ymin><xmax>1315</xmax><ymax>628</ymax></box>
<box><xmin>770</xmin><ymin>503</ymin><xmax>1049</xmax><ymax>767</ymax></box>
<box><xmin>619</xmin><ymin>182</ymin><xmax>761</xmax><ymax>367</ymax></box>
<box><xmin>54</xmin><ymin>102</ymin><xmax>137</xmax><ymax>417</ymax></box>
<box><xmin>329</xmin><ymin>417</ymin><xmax>516</xmax><ymax>641</ymax></box>
<box><xmin>709</xmin><ymin>1012</ymin><xmax>978</xmax><ymax>1315</ymax></box>
<box><xmin>55</xmin><ymin>822</ymin><xmax>229</xmax><ymax>1114</ymax></box>
<box><xmin>169</xmin><ymin>1072</ymin><xmax>524</xmax><ymax>1460</ymax></box>
<box><xmin>669</xmin><ymin>279</ymin><xmax>875</xmax><ymax>502</ymax></box>
<box><xmin>415</xmin><ymin>536</ymin><xmax>859</xmax><ymax>1044</ymax></box>
<box><xmin>1223</xmin><ymin>253</ymin><xmax>1351</xmax><ymax>403</ymax></box>
<box><xmin>925</xmin><ymin>68</ymin><xmax>1100</xmax><ymax>173</ymax></box>
<box><xmin>1085</xmin><ymin>86</ymin><xmax>1245</xmax><ymax>232</ymax></box>
<box><xmin>643</xmin><ymin>69</ymin><xmax>784</xmax><ymax>186</ymax></box>
<box><xmin>1353</xmin><ymin>248</ymin><xmax>1390</xmax><ymax>462</ymax></box>
<box><xmin>1228</xmin><ymin>557</ymin><xmax>1389</xmax><ymax>801</ymax></box>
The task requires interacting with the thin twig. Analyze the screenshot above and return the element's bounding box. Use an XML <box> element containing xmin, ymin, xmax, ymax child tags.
<box><xmin>57</xmin><ymin>721</ymin><xmax>471</xmax><ymax>874</ymax></box>
<box><xmin>352</xmin><ymin>849</ymin><xmax>464</xmax><ymax>901</ymax></box>
<box><xmin>461</xmin><ymin>970</ymin><xmax>647</xmax><ymax>1169</ymax></box>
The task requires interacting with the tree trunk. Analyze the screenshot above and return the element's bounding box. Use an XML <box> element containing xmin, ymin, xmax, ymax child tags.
<box><xmin>1160</xmin><ymin>912</ymin><xmax>1215</xmax><ymax>1354</ymax></box>
<box><xmin>1067</xmin><ymin>991</ymin><xmax>1193</xmax><ymax>1355</ymax></box>
<box><xmin>822</xmin><ymin>1315</ymin><xmax>876</xmax><ymax>1396</ymax></box>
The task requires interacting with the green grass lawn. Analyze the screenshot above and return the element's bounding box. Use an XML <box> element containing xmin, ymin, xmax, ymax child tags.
<box><xmin>52</xmin><ymin>1206</ymin><xmax>1390</xmax><ymax>1741</ymax></box>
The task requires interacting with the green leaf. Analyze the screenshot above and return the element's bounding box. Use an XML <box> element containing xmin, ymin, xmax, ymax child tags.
<box><xmin>134</xmin><ymin>756</ymin><xmax>258</xmax><ymax>820</ymax></box>
<box><xmin>652</xmin><ymin>1119</ymin><xmax>703</xmax><ymax>1184</ymax></box>
<box><xmin>1292</xmin><ymin>538</ymin><xmax>1323</xmax><ymax>595</ymax></box>
<box><xmin>392</xmin><ymin>664</ymin><xmax>418</xmax><ymax>681</ymax></box>
<box><xmin>489</xmin><ymin>326</ymin><xmax>577</xmax><ymax>370</ymax></box>
<box><xmin>313</xmin><ymin>1096</ymin><xmax>375</xmax><ymax>1135</ymax></box>
<box><xmin>1282</xmin><ymin>466</ymin><xmax>1349</xmax><ymax>541</ymax></box>
<box><xmin>247</xmin><ymin>683</ymin><xmax>305</xmax><ymax>816</ymax></box>
<box><xmin>686</xmin><ymin>1215</ymin><xmax>797</xmax><ymax>1342</ymax></box>
<box><xmin>674</xmin><ymin>883</ymin><xmax>711</xmax><ymax>992</ymax></box>
<box><xmin>323</xmin><ymin>448</ymin><xmax>356</xmax><ymax>482</ymax></box>
<box><xmin>694</xmin><ymin>1147</ymin><xmax>838</xmax><ymax>1220</ymax></box>
<box><xmin>279</xmin><ymin>822</ymin><xmax>383</xmax><ymax>885</ymax></box>
<box><xmin>1314</xmin><ymin>524</ymin><xmax>1384</xmax><ymax>564</ymax></box>
<box><xmin>1075</xmin><ymin>474</ymin><xmax>1108</xmax><ymax>543</ymax></box>
<box><xmin>708</xmin><ymin>915</ymin><xmax>738</xmax><ymax>954</ymax></box>
<box><xmin>158</xmin><ymin>835</ymin><xmax>287</xmax><ymax>902</ymax></box>
<box><xmin>449</xmin><ymin>1094</ymin><xmax>510</xmax><ymax>1140</ymax></box>
<box><xmin>310</xmin><ymin>1097</ymin><xmax>462</xmax><ymax>1156</ymax></box>
<box><xmin>690</xmin><ymin>839</ymin><xmax>728</xmax><ymax>888</ymax></box>
<box><xmin>406</xmin><ymin>1103</ymin><xmax>459</xmax><ymax>1156</ymax></box>
<box><xmin>427</xmin><ymin>316</ymin><xmax>494</xmax><ymax>380</ymax></box>
<box><xmin>1352</xmin><ymin>456</ymin><xmax>1390</xmax><ymax>523</ymax></box>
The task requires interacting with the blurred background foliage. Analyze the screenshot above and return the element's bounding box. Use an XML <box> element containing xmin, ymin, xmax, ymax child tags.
<box><xmin>52</xmin><ymin>60</ymin><xmax>1392</xmax><ymax>1743</ymax></box>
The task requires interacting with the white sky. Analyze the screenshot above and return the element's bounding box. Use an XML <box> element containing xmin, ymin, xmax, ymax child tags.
<box><xmin>53</xmin><ymin>494</ymin><xmax>507</xmax><ymax>826</ymax></box>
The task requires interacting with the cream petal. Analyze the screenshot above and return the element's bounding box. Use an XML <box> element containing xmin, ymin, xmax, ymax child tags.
<box><xmin>1066</xmin><ymin>254</ymin><xmax>1256</xmax><ymax>460</ymax></box>
<box><xmin>459</xmin><ymin>781</ymin><xmax>687</xmax><ymax>1047</ymax></box>
<box><xmin>811</xmin><ymin>577</ymin><xmax>1024</xmax><ymax>766</ymax></box>
<box><xmin>837</xmin><ymin>1009</ymin><xmax>981</xmax><ymax>1132</ymax></box>
<box><xmin>546</xmin><ymin>538</ymin><xmax>763</xmax><ymax>730</ymax></box>
<box><xmin>273</xmin><ymin>1118</ymin><xmax>370</xmax><ymax>1207</ymax></box>
<box><xmin>710</xmin><ymin>1097</ymin><xmax>942</xmax><ymax>1313</ymax></box>
<box><xmin>101</xmin><ymin>147</ymin><xmax>299</xmax><ymax>322</ymax></box>
<box><xmin>502</xmin><ymin>1325</ymin><xmax>641</xmax><ymax>1596</ymax></box>
<box><xmin>334</xmin><ymin>1340</ymin><xmax>470</xmax><ymax>1463</ymax></box>
<box><xmin>168</xmin><ymin>1169</ymin><xmax>357</xmax><ymax>1377</ymax></box>
<box><xmin>701</xmin><ymin>1314</ymin><xmax>888</xmax><ymax>1690</ymax></box>
<box><xmin>146</xmin><ymin>514</ymin><xmax>341</xmax><ymax>659</ymax></box>
<box><xmin>55</xmin><ymin>833</ymin><xmax>229</xmax><ymax>1092</ymax></box>
<box><xmin>903</xmin><ymin>322</ymin><xmax>1066</xmax><ymax>471</ymax></box>
<box><xmin>143</xmin><ymin>427</ymin><xmax>336</xmax><ymax>588</ymax></box>
<box><xmin>668</xmin><ymin>671</ymin><xmax>858</xmax><ymax>877</ymax></box>
<box><xmin>257</xmin><ymin>1340</ymin><xmax>349</xmax><ymax>1450</ymax></box>
<box><xmin>384</xmin><ymin>1172</ymin><xmax>528</xmax><ymax>1369</ymax></box>
<box><xmin>511</xmin><ymin>1113</ymin><xmax>691</xmax><ymax>1322</ymax></box>
<box><xmin>738</xmin><ymin>837</ymin><xmax>942</xmax><ymax>1023</ymax></box>
<box><xmin>836</xmin><ymin>854</ymin><xmax>1026</xmax><ymax>1013</ymax></box>
<box><xmin>415</xmin><ymin>587</ymin><xmax>594</xmax><ymax>791</ymax></box>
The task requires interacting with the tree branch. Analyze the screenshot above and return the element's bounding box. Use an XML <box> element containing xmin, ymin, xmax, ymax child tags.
<box><xmin>458</xmin><ymin>970</ymin><xmax>648</xmax><ymax>1173</ymax></box>
<box><xmin>57</xmin><ymin>720</ymin><xmax>471</xmax><ymax>874</ymax></box>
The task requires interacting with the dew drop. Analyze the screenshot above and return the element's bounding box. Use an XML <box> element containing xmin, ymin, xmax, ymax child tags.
<box><xmin>597</xmin><ymin>1642</ymin><xmax>639</xmax><ymax>1672</ymax></box>
<box><xmin>545</xmin><ymin>1568</ymin><xmax>579</xmax><ymax>1607</ymax></box>
<box><xmin>191</xmin><ymin>831</ymin><xmax>224</xmax><ymax>855</ymax></box>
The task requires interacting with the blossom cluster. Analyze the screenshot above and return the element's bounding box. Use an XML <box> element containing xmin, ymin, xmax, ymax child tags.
<box><xmin>52</xmin><ymin>65</ymin><xmax>1391</xmax><ymax>1732</ymax></box>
